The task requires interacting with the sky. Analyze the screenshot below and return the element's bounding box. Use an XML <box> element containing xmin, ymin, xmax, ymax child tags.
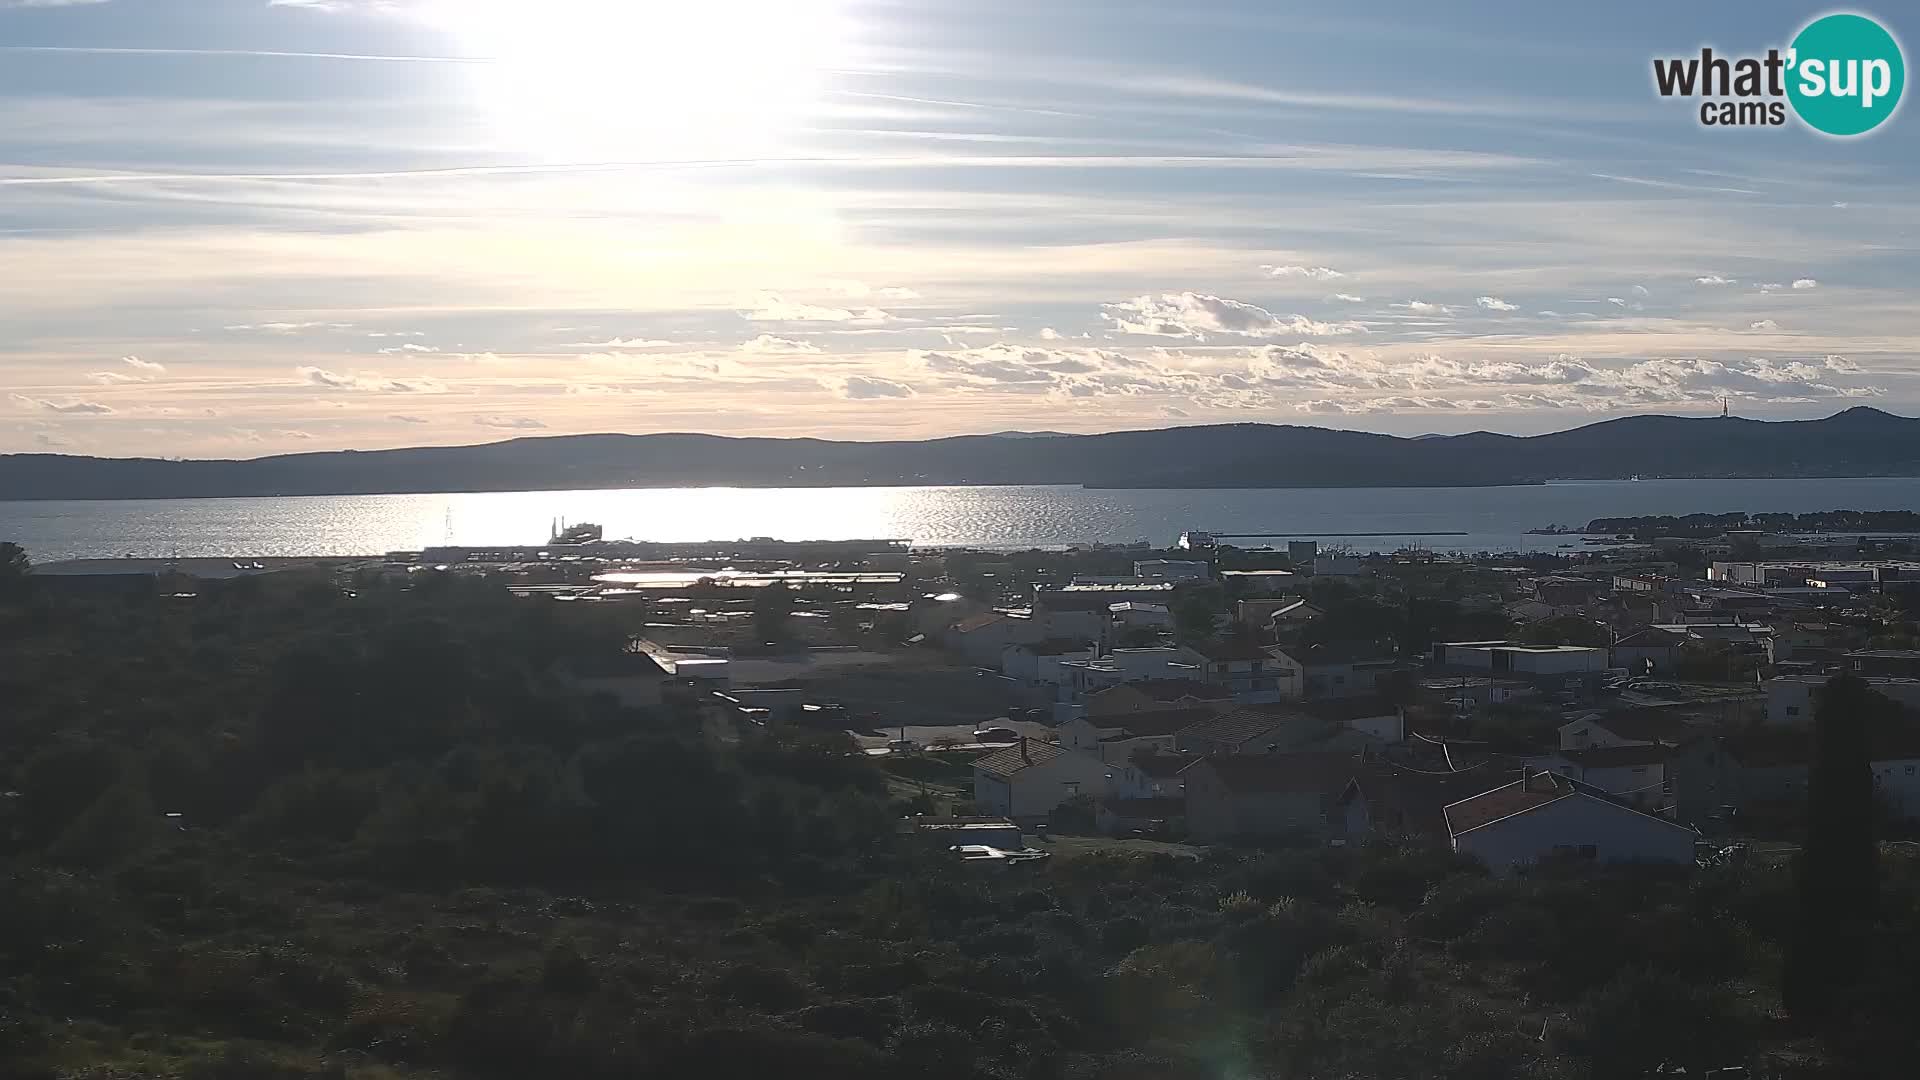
<box><xmin>0</xmin><ymin>0</ymin><xmax>1914</xmax><ymax>457</ymax></box>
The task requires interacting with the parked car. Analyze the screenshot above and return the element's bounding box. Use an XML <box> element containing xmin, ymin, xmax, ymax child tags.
<box><xmin>885</xmin><ymin>738</ymin><xmax>916</xmax><ymax>753</ymax></box>
<box><xmin>973</xmin><ymin>726</ymin><xmax>1019</xmax><ymax>742</ymax></box>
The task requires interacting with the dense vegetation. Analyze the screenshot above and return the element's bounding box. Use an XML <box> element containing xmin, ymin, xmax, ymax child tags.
<box><xmin>4</xmin><ymin>557</ymin><xmax>1920</xmax><ymax>1078</ymax></box>
<box><xmin>1584</xmin><ymin>510</ymin><xmax>1920</xmax><ymax>537</ymax></box>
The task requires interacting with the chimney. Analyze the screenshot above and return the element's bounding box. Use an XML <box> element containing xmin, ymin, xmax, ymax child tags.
<box><xmin>1020</xmin><ymin>736</ymin><xmax>1030</xmax><ymax>763</ymax></box>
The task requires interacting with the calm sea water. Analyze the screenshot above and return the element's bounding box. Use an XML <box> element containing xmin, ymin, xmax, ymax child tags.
<box><xmin>5</xmin><ymin>477</ymin><xmax>1920</xmax><ymax>563</ymax></box>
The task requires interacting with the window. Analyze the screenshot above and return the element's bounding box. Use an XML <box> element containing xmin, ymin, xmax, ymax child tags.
<box><xmin>1908</xmin><ymin>765</ymin><xmax>1916</xmax><ymax>776</ymax></box>
<box><xmin>1785</xmin><ymin>706</ymin><xmax>1800</xmax><ymax>716</ymax></box>
<box><xmin>1062</xmin><ymin>782</ymin><xmax>1080</xmax><ymax>797</ymax></box>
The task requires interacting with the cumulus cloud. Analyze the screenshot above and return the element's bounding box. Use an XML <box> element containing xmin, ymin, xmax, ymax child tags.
<box><xmin>1332</xmin><ymin>294</ymin><xmax>1365</xmax><ymax>303</ymax></box>
<box><xmin>1039</xmin><ymin>327</ymin><xmax>1064</xmax><ymax>340</ymax></box>
<box><xmin>740</xmin><ymin>334</ymin><xmax>821</xmax><ymax>354</ymax></box>
<box><xmin>1103</xmin><ymin>292</ymin><xmax>1365</xmax><ymax>339</ymax></box>
<box><xmin>1606</xmin><ymin>297</ymin><xmax>1627</xmax><ymax>307</ymax></box>
<box><xmin>1396</xmin><ymin>300</ymin><xmax>1452</xmax><ymax>316</ymax></box>
<box><xmin>12</xmin><ymin>394</ymin><xmax>114</xmax><ymax>415</ymax></box>
<box><xmin>474</xmin><ymin>415</ymin><xmax>547</xmax><ymax>430</ymax></box>
<box><xmin>297</xmin><ymin>366</ymin><xmax>447</xmax><ymax>393</ymax></box>
<box><xmin>565</xmin><ymin>337</ymin><xmax>675</xmax><ymax>349</ymax></box>
<box><xmin>1695</xmin><ymin>275</ymin><xmax>1735</xmax><ymax>285</ymax></box>
<box><xmin>743</xmin><ymin>293</ymin><xmax>892</xmax><ymax>324</ymax></box>
<box><xmin>1748</xmin><ymin>320</ymin><xmax>1780</xmax><ymax>332</ymax></box>
<box><xmin>1631</xmin><ymin>285</ymin><xmax>1651</xmax><ymax>297</ymax></box>
<box><xmin>1792</xmin><ymin>278</ymin><xmax>1818</xmax><ymax>290</ymax></box>
<box><xmin>379</xmin><ymin>343</ymin><xmax>440</xmax><ymax>354</ymax></box>
<box><xmin>838</xmin><ymin>375</ymin><xmax>916</xmax><ymax>399</ymax></box>
<box><xmin>1262</xmin><ymin>265</ymin><xmax>1344</xmax><ymax>280</ymax></box>
<box><xmin>1475</xmin><ymin>296</ymin><xmax>1517</xmax><ymax>311</ymax></box>
<box><xmin>122</xmin><ymin>356</ymin><xmax>166</xmax><ymax>374</ymax></box>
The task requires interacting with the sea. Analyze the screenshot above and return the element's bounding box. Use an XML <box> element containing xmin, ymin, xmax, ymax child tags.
<box><xmin>6</xmin><ymin>477</ymin><xmax>1920</xmax><ymax>563</ymax></box>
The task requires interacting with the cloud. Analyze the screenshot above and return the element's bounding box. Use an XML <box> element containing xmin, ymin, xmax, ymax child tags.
<box><xmin>378</xmin><ymin>343</ymin><xmax>440</xmax><ymax>354</ymax></box>
<box><xmin>564</xmin><ymin>338</ymin><xmax>675</xmax><ymax>349</ymax></box>
<box><xmin>1791</xmin><ymin>278</ymin><xmax>1818</xmax><ymax>290</ymax></box>
<box><xmin>740</xmin><ymin>334</ymin><xmax>821</xmax><ymax>354</ymax></box>
<box><xmin>1605</xmin><ymin>297</ymin><xmax>1628</xmax><ymax>307</ymax></box>
<box><xmin>1262</xmin><ymin>265</ymin><xmax>1344</xmax><ymax>280</ymax></box>
<box><xmin>11</xmin><ymin>394</ymin><xmax>114</xmax><ymax>415</ymax></box>
<box><xmin>1039</xmin><ymin>327</ymin><xmax>1064</xmax><ymax>340</ymax></box>
<box><xmin>1331</xmin><ymin>294</ymin><xmax>1365</xmax><ymax>303</ymax></box>
<box><xmin>1396</xmin><ymin>300</ymin><xmax>1452</xmax><ymax>316</ymax></box>
<box><xmin>1631</xmin><ymin>285</ymin><xmax>1651</xmax><ymax>297</ymax></box>
<box><xmin>297</xmin><ymin>366</ymin><xmax>447</xmax><ymax>393</ymax></box>
<box><xmin>122</xmin><ymin>356</ymin><xmax>166</xmax><ymax>374</ymax></box>
<box><xmin>838</xmin><ymin>375</ymin><xmax>916</xmax><ymax>399</ymax></box>
<box><xmin>474</xmin><ymin>415</ymin><xmax>547</xmax><ymax>430</ymax></box>
<box><xmin>743</xmin><ymin>293</ymin><xmax>892</xmax><ymax>324</ymax></box>
<box><xmin>1756</xmin><ymin>282</ymin><xmax>1784</xmax><ymax>292</ymax></box>
<box><xmin>1748</xmin><ymin>320</ymin><xmax>1780</xmax><ymax>332</ymax></box>
<box><xmin>225</xmin><ymin>322</ymin><xmax>352</xmax><ymax>334</ymax></box>
<box><xmin>1474</xmin><ymin>296</ymin><xmax>1517</xmax><ymax>312</ymax></box>
<box><xmin>1695</xmin><ymin>275</ymin><xmax>1735</xmax><ymax>285</ymax></box>
<box><xmin>389</xmin><ymin>414</ymin><xmax>431</xmax><ymax>424</ymax></box>
<box><xmin>1103</xmin><ymin>292</ymin><xmax>1365</xmax><ymax>339</ymax></box>
<box><xmin>86</xmin><ymin>371</ymin><xmax>139</xmax><ymax>384</ymax></box>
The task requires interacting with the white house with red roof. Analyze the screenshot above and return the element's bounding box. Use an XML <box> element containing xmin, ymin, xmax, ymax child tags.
<box><xmin>1443</xmin><ymin>771</ymin><xmax>1698</xmax><ymax>876</ymax></box>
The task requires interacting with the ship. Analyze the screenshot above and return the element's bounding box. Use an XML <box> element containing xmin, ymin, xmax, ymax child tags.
<box><xmin>549</xmin><ymin>518</ymin><xmax>604</xmax><ymax>546</ymax></box>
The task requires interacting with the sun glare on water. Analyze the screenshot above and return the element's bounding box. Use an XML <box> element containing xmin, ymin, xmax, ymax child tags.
<box><xmin>437</xmin><ymin>0</ymin><xmax>854</xmax><ymax>161</ymax></box>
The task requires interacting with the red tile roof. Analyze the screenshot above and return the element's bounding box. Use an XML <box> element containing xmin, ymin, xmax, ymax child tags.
<box><xmin>1194</xmin><ymin>751</ymin><xmax>1359</xmax><ymax>795</ymax></box>
<box><xmin>1443</xmin><ymin>772</ymin><xmax>1575</xmax><ymax>835</ymax></box>
<box><xmin>1129</xmin><ymin>678</ymin><xmax>1233</xmax><ymax>702</ymax></box>
<box><xmin>952</xmin><ymin>612</ymin><xmax>1007</xmax><ymax>634</ymax></box>
<box><xmin>1561</xmin><ymin>744</ymin><xmax>1671</xmax><ymax>769</ymax></box>
<box><xmin>973</xmin><ymin>739</ymin><xmax>1069</xmax><ymax>778</ymax></box>
<box><xmin>1094</xmin><ymin>706</ymin><xmax>1221</xmax><ymax>739</ymax></box>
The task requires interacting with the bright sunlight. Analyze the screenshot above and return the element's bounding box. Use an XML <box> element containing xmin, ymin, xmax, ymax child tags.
<box><xmin>437</xmin><ymin>0</ymin><xmax>854</xmax><ymax>160</ymax></box>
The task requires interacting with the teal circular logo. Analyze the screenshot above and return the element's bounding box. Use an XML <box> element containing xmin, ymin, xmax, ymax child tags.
<box><xmin>1787</xmin><ymin>13</ymin><xmax>1905</xmax><ymax>136</ymax></box>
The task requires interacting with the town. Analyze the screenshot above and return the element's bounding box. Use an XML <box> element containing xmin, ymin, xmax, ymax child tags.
<box><xmin>7</xmin><ymin>520</ymin><xmax>1920</xmax><ymax>1078</ymax></box>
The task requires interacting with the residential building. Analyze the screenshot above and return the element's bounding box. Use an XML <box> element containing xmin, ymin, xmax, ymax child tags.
<box><xmin>1190</xmin><ymin>640</ymin><xmax>1289</xmax><ymax>701</ymax></box>
<box><xmin>1523</xmin><ymin>745</ymin><xmax>1670</xmax><ymax>810</ymax></box>
<box><xmin>1557</xmin><ymin>709</ymin><xmax>1696</xmax><ymax>751</ymax></box>
<box><xmin>1535</xmin><ymin>575</ymin><xmax>1605</xmax><ymax>607</ymax></box>
<box><xmin>945</xmin><ymin>611</ymin><xmax>1041</xmax><ymax>666</ymax></box>
<box><xmin>1111</xmin><ymin>751</ymin><xmax>1202</xmax><ymax>800</ymax></box>
<box><xmin>1083</xmin><ymin>677</ymin><xmax>1231</xmax><ymax>717</ymax></box>
<box><xmin>1671</xmin><ymin>727</ymin><xmax>1920</xmax><ymax>827</ymax></box>
<box><xmin>1271</xmin><ymin>642</ymin><xmax>1400</xmax><ymax>700</ymax></box>
<box><xmin>1184</xmin><ymin>751</ymin><xmax>1362</xmax><ymax>841</ymax></box>
<box><xmin>1345</xmin><ymin>762</ymin><xmax>1513</xmax><ymax>842</ymax></box>
<box><xmin>1300</xmin><ymin>697</ymin><xmax>1407</xmax><ymax>743</ymax></box>
<box><xmin>1062</xmin><ymin>706</ymin><xmax>1218</xmax><ymax>762</ymax></box>
<box><xmin>1134</xmin><ymin>560</ymin><xmax>1210</xmax><ymax>582</ymax></box>
<box><xmin>1433</xmin><ymin>641</ymin><xmax>1609</xmax><ymax>681</ymax></box>
<box><xmin>1312</xmin><ymin>554</ymin><xmax>1367</xmax><ymax>578</ymax></box>
<box><xmin>1772</xmin><ymin>620</ymin><xmax>1839</xmax><ymax>661</ymax></box>
<box><xmin>1847</xmin><ymin>649</ymin><xmax>1920</xmax><ymax>679</ymax></box>
<box><xmin>1219</xmin><ymin>569</ymin><xmax>1300</xmax><ymax>596</ymax></box>
<box><xmin>1174</xmin><ymin>705</ymin><xmax>1326</xmax><ymax>756</ymax></box>
<box><xmin>1109</xmin><ymin>602</ymin><xmax>1173</xmax><ymax>630</ymax></box>
<box><xmin>553</xmin><ymin>650</ymin><xmax>672</xmax><ymax>709</ymax></box>
<box><xmin>1000</xmin><ymin>638</ymin><xmax>1097</xmax><ymax>685</ymax></box>
<box><xmin>1443</xmin><ymin>772</ymin><xmax>1698</xmax><ymax>876</ymax></box>
<box><xmin>1764</xmin><ymin>675</ymin><xmax>1920</xmax><ymax>725</ymax></box>
<box><xmin>971</xmin><ymin>739</ymin><xmax>1114</xmax><ymax>825</ymax></box>
<box><xmin>1609</xmin><ymin>626</ymin><xmax>1688</xmax><ymax>674</ymax></box>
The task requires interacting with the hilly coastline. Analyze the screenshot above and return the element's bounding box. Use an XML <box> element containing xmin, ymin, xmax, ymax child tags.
<box><xmin>1</xmin><ymin>407</ymin><xmax>1916</xmax><ymax>501</ymax></box>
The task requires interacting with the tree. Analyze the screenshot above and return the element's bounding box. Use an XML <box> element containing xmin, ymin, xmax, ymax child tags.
<box><xmin>1783</xmin><ymin>675</ymin><xmax>1880</xmax><ymax>1019</ymax></box>
<box><xmin>1173</xmin><ymin>595</ymin><xmax>1218</xmax><ymax>643</ymax></box>
<box><xmin>0</xmin><ymin>542</ymin><xmax>28</xmax><ymax>600</ymax></box>
<box><xmin>753</xmin><ymin>583</ymin><xmax>795</xmax><ymax>643</ymax></box>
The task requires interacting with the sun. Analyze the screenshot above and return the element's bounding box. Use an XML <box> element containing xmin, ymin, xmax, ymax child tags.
<box><xmin>438</xmin><ymin>0</ymin><xmax>853</xmax><ymax>161</ymax></box>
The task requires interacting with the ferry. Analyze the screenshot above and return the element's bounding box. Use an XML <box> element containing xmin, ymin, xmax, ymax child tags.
<box><xmin>549</xmin><ymin>519</ymin><xmax>604</xmax><ymax>546</ymax></box>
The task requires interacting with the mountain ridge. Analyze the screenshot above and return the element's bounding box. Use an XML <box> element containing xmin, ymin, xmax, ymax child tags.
<box><xmin>4</xmin><ymin>407</ymin><xmax>1918</xmax><ymax>501</ymax></box>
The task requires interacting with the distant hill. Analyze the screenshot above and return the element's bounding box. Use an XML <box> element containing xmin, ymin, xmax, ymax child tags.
<box><xmin>4</xmin><ymin>407</ymin><xmax>1919</xmax><ymax>501</ymax></box>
